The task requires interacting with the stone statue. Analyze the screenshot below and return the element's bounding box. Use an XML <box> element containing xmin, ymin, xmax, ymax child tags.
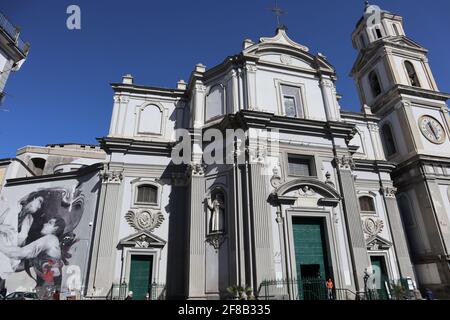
<box><xmin>206</xmin><ymin>193</ymin><xmax>225</xmax><ymax>233</ymax></box>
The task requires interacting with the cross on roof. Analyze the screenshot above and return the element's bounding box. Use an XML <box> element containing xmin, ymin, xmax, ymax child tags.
<box><xmin>270</xmin><ymin>0</ymin><xmax>286</xmax><ymax>29</ymax></box>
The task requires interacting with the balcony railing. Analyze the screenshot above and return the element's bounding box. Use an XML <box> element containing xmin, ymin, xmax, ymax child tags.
<box><xmin>0</xmin><ymin>11</ymin><xmax>30</xmax><ymax>55</ymax></box>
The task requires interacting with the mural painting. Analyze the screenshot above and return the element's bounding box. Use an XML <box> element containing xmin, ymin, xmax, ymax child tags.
<box><xmin>0</xmin><ymin>169</ymin><xmax>100</xmax><ymax>299</ymax></box>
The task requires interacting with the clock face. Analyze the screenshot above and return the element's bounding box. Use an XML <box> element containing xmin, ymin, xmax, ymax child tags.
<box><xmin>418</xmin><ymin>115</ymin><xmax>446</xmax><ymax>144</ymax></box>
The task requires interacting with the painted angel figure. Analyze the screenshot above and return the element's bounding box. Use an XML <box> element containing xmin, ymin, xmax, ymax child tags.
<box><xmin>206</xmin><ymin>193</ymin><xmax>225</xmax><ymax>233</ymax></box>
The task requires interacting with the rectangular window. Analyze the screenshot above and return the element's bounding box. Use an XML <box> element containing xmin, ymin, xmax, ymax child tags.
<box><xmin>281</xmin><ymin>85</ymin><xmax>303</xmax><ymax>118</ymax></box>
<box><xmin>375</xmin><ymin>28</ymin><xmax>383</xmax><ymax>39</ymax></box>
<box><xmin>137</xmin><ymin>185</ymin><xmax>157</xmax><ymax>204</ymax></box>
<box><xmin>288</xmin><ymin>156</ymin><xmax>314</xmax><ymax>177</ymax></box>
<box><xmin>283</xmin><ymin>96</ymin><xmax>297</xmax><ymax>117</ymax></box>
<box><xmin>393</xmin><ymin>24</ymin><xmax>400</xmax><ymax>36</ymax></box>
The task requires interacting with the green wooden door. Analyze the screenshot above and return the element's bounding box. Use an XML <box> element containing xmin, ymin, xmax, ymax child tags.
<box><xmin>292</xmin><ymin>218</ymin><xmax>329</xmax><ymax>300</ymax></box>
<box><xmin>129</xmin><ymin>255</ymin><xmax>153</xmax><ymax>300</ymax></box>
<box><xmin>370</xmin><ymin>256</ymin><xmax>389</xmax><ymax>300</ymax></box>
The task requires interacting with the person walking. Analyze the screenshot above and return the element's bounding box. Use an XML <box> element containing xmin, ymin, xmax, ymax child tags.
<box><xmin>326</xmin><ymin>278</ymin><xmax>334</xmax><ymax>300</ymax></box>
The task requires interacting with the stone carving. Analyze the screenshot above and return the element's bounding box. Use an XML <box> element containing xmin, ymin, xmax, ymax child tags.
<box><xmin>276</xmin><ymin>209</ymin><xmax>283</xmax><ymax>224</ymax></box>
<box><xmin>325</xmin><ymin>171</ymin><xmax>335</xmax><ymax>188</ymax></box>
<box><xmin>195</xmin><ymin>84</ymin><xmax>207</xmax><ymax>93</ymax></box>
<box><xmin>248</xmin><ymin>145</ymin><xmax>266</xmax><ymax>163</ymax></box>
<box><xmin>206</xmin><ymin>192</ymin><xmax>225</xmax><ymax>233</ymax></box>
<box><xmin>270</xmin><ymin>166</ymin><xmax>282</xmax><ymax>188</ymax></box>
<box><xmin>125</xmin><ymin>209</ymin><xmax>164</xmax><ymax>232</ymax></box>
<box><xmin>135</xmin><ymin>235</ymin><xmax>150</xmax><ymax>248</ymax></box>
<box><xmin>368</xmin><ymin>123</ymin><xmax>380</xmax><ymax>133</ymax></box>
<box><xmin>280</xmin><ymin>54</ymin><xmax>293</xmax><ymax>65</ymax></box>
<box><xmin>187</xmin><ymin>163</ymin><xmax>207</xmax><ymax>177</ymax></box>
<box><xmin>298</xmin><ymin>186</ymin><xmax>316</xmax><ymax>197</ymax></box>
<box><xmin>366</xmin><ymin>236</ymin><xmax>391</xmax><ymax>251</ymax></box>
<box><xmin>320</xmin><ymin>79</ymin><xmax>334</xmax><ymax>88</ymax></box>
<box><xmin>336</xmin><ymin>155</ymin><xmax>355</xmax><ymax>171</ymax></box>
<box><xmin>205</xmin><ymin>233</ymin><xmax>226</xmax><ymax>250</ymax></box>
<box><xmin>100</xmin><ymin>171</ymin><xmax>123</xmax><ymax>184</ymax></box>
<box><xmin>381</xmin><ymin>186</ymin><xmax>397</xmax><ymax>198</ymax></box>
<box><xmin>362</xmin><ymin>217</ymin><xmax>384</xmax><ymax>237</ymax></box>
<box><xmin>245</xmin><ymin>65</ymin><xmax>257</xmax><ymax>73</ymax></box>
<box><xmin>114</xmin><ymin>95</ymin><xmax>130</xmax><ymax>103</ymax></box>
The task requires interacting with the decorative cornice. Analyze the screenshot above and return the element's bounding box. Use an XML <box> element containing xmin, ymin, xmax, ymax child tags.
<box><xmin>370</xmin><ymin>85</ymin><xmax>450</xmax><ymax>115</ymax></box>
<box><xmin>111</xmin><ymin>83</ymin><xmax>186</xmax><ymax>98</ymax></box>
<box><xmin>118</xmin><ymin>231</ymin><xmax>166</xmax><ymax>248</ymax></box>
<box><xmin>219</xmin><ymin>110</ymin><xmax>356</xmax><ymax>141</ymax></box>
<box><xmin>340</xmin><ymin>110</ymin><xmax>381</xmax><ymax>122</ymax></box>
<box><xmin>98</xmin><ymin>137</ymin><xmax>174</xmax><ymax>156</ymax></box>
<box><xmin>366</xmin><ymin>235</ymin><xmax>392</xmax><ymax>251</ymax></box>
<box><xmin>353</xmin><ymin>159</ymin><xmax>397</xmax><ymax>173</ymax></box>
<box><xmin>5</xmin><ymin>163</ymin><xmax>103</xmax><ymax>187</ymax></box>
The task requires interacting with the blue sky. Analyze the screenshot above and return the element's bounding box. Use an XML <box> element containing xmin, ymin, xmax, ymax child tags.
<box><xmin>1</xmin><ymin>0</ymin><xmax>449</xmax><ymax>157</ymax></box>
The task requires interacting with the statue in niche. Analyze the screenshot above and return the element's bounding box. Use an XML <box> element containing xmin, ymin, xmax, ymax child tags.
<box><xmin>206</xmin><ymin>192</ymin><xmax>225</xmax><ymax>234</ymax></box>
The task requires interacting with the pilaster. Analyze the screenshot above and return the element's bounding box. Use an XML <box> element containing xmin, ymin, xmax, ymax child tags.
<box><xmin>381</xmin><ymin>186</ymin><xmax>416</xmax><ymax>279</ymax></box>
<box><xmin>186</xmin><ymin>163</ymin><xmax>206</xmax><ymax>299</ymax></box>
<box><xmin>335</xmin><ymin>155</ymin><xmax>370</xmax><ymax>290</ymax></box>
<box><xmin>88</xmin><ymin>170</ymin><xmax>124</xmax><ymax>295</ymax></box>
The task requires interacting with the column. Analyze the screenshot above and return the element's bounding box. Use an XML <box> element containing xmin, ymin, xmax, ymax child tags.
<box><xmin>381</xmin><ymin>186</ymin><xmax>416</xmax><ymax>279</ymax></box>
<box><xmin>186</xmin><ymin>164</ymin><xmax>206</xmax><ymax>299</ymax></box>
<box><xmin>335</xmin><ymin>156</ymin><xmax>371</xmax><ymax>291</ymax></box>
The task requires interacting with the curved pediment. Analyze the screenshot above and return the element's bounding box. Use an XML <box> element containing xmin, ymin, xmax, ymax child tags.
<box><xmin>243</xmin><ymin>28</ymin><xmax>335</xmax><ymax>74</ymax></box>
<box><xmin>270</xmin><ymin>178</ymin><xmax>341</xmax><ymax>207</ymax></box>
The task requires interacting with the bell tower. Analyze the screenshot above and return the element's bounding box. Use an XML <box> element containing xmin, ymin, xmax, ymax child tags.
<box><xmin>351</xmin><ymin>2</ymin><xmax>450</xmax><ymax>298</ymax></box>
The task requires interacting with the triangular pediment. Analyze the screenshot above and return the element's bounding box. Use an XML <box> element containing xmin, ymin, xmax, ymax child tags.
<box><xmin>118</xmin><ymin>230</ymin><xmax>166</xmax><ymax>248</ymax></box>
<box><xmin>351</xmin><ymin>36</ymin><xmax>427</xmax><ymax>75</ymax></box>
<box><xmin>366</xmin><ymin>235</ymin><xmax>392</xmax><ymax>251</ymax></box>
<box><xmin>386</xmin><ymin>36</ymin><xmax>426</xmax><ymax>51</ymax></box>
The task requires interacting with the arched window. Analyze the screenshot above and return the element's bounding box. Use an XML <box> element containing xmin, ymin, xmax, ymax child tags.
<box><xmin>381</xmin><ymin>124</ymin><xmax>397</xmax><ymax>157</ymax></box>
<box><xmin>30</xmin><ymin>157</ymin><xmax>46</xmax><ymax>176</ymax></box>
<box><xmin>369</xmin><ymin>70</ymin><xmax>382</xmax><ymax>98</ymax></box>
<box><xmin>138</xmin><ymin>104</ymin><xmax>162</xmax><ymax>135</ymax></box>
<box><xmin>404</xmin><ymin>61</ymin><xmax>420</xmax><ymax>87</ymax></box>
<box><xmin>359</xmin><ymin>196</ymin><xmax>376</xmax><ymax>214</ymax></box>
<box><xmin>136</xmin><ymin>184</ymin><xmax>158</xmax><ymax>204</ymax></box>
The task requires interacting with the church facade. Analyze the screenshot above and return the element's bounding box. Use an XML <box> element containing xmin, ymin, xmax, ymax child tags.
<box><xmin>86</xmin><ymin>5</ymin><xmax>420</xmax><ymax>300</ymax></box>
<box><xmin>0</xmin><ymin>4</ymin><xmax>449</xmax><ymax>300</ymax></box>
